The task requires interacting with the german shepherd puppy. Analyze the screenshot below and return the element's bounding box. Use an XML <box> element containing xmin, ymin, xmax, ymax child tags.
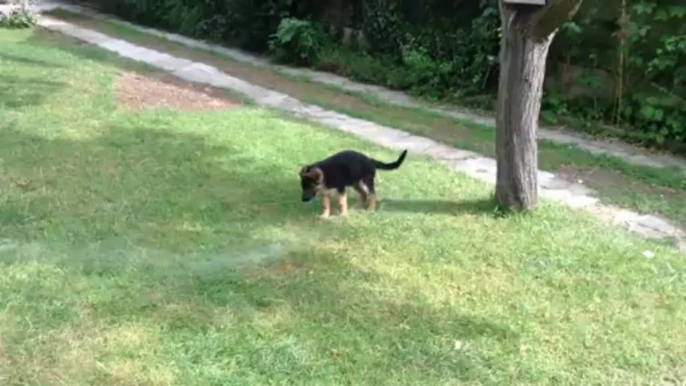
<box><xmin>299</xmin><ymin>149</ymin><xmax>407</xmax><ymax>218</ymax></box>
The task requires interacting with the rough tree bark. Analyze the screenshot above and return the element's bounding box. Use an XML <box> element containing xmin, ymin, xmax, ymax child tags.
<box><xmin>495</xmin><ymin>0</ymin><xmax>584</xmax><ymax>211</ymax></box>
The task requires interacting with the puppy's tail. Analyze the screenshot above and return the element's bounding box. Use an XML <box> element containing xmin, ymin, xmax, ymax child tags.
<box><xmin>373</xmin><ymin>150</ymin><xmax>408</xmax><ymax>171</ymax></box>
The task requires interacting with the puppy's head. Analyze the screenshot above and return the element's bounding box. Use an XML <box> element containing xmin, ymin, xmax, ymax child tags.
<box><xmin>299</xmin><ymin>166</ymin><xmax>323</xmax><ymax>202</ymax></box>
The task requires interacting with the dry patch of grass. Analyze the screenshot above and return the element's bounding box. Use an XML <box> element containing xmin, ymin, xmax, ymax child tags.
<box><xmin>246</xmin><ymin>259</ymin><xmax>310</xmax><ymax>280</ymax></box>
<box><xmin>114</xmin><ymin>71</ymin><xmax>238</xmax><ymax>111</ymax></box>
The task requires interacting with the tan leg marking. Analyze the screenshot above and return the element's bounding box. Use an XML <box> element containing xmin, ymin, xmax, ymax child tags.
<box><xmin>320</xmin><ymin>192</ymin><xmax>331</xmax><ymax>219</ymax></box>
<box><xmin>338</xmin><ymin>189</ymin><xmax>348</xmax><ymax>216</ymax></box>
<box><xmin>367</xmin><ymin>193</ymin><xmax>377</xmax><ymax>211</ymax></box>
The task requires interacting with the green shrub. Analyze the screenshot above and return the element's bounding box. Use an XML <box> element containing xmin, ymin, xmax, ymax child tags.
<box><xmin>400</xmin><ymin>39</ymin><xmax>453</xmax><ymax>93</ymax></box>
<box><xmin>624</xmin><ymin>94</ymin><xmax>686</xmax><ymax>146</ymax></box>
<box><xmin>85</xmin><ymin>0</ymin><xmax>291</xmax><ymax>51</ymax></box>
<box><xmin>269</xmin><ymin>18</ymin><xmax>329</xmax><ymax>66</ymax></box>
<box><xmin>315</xmin><ymin>47</ymin><xmax>412</xmax><ymax>90</ymax></box>
<box><xmin>346</xmin><ymin>53</ymin><xmax>392</xmax><ymax>85</ymax></box>
<box><xmin>0</xmin><ymin>3</ymin><xmax>37</xmax><ymax>29</ymax></box>
<box><xmin>362</xmin><ymin>0</ymin><xmax>404</xmax><ymax>55</ymax></box>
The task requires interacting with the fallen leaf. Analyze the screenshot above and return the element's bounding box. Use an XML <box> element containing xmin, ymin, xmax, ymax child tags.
<box><xmin>643</xmin><ymin>250</ymin><xmax>655</xmax><ymax>259</ymax></box>
<box><xmin>13</xmin><ymin>179</ymin><xmax>32</xmax><ymax>190</ymax></box>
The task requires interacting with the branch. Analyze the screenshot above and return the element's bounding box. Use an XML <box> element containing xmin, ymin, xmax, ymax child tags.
<box><xmin>531</xmin><ymin>0</ymin><xmax>585</xmax><ymax>39</ymax></box>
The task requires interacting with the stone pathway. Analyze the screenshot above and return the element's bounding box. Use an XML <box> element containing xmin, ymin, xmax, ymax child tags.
<box><xmin>36</xmin><ymin>2</ymin><xmax>686</xmax><ymax>174</ymax></box>
<box><xmin>30</xmin><ymin>6</ymin><xmax>686</xmax><ymax>252</ymax></box>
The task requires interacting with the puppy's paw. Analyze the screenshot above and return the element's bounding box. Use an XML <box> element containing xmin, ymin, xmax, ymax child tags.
<box><xmin>319</xmin><ymin>213</ymin><xmax>331</xmax><ymax>220</ymax></box>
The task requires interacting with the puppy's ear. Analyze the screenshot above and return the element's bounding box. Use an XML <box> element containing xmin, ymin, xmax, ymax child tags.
<box><xmin>298</xmin><ymin>165</ymin><xmax>309</xmax><ymax>176</ymax></box>
<box><xmin>304</xmin><ymin>167</ymin><xmax>323</xmax><ymax>180</ymax></box>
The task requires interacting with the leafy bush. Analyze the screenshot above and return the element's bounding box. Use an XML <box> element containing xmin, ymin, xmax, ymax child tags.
<box><xmin>315</xmin><ymin>47</ymin><xmax>402</xmax><ymax>87</ymax></box>
<box><xmin>86</xmin><ymin>0</ymin><xmax>291</xmax><ymax>51</ymax></box>
<box><xmin>0</xmin><ymin>2</ymin><xmax>37</xmax><ymax>29</ymax></box>
<box><xmin>400</xmin><ymin>40</ymin><xmax>444</xmax><ymax>88</ymax></box>
<box><xmin>362</xmin><ymin>0</ymin><xmax>403</xmax><ymax>55</ymax></box>
<box><xmin>269</xmin><ymin>18</ymin><xmax>329</xmax><ymax>66</ymax></box>
<box><xmin>623</xmin><ymin>94</ymin><xmax>686</xmax><ymax>146</ymax></box>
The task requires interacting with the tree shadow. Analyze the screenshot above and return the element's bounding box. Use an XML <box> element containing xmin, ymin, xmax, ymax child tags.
<box><xmin>0</xmin><ymin>75</ymin><xmax>65</xmax><ymax>108</ymax></box>
<box><xmin>0</xmin><ymin>32</ymin><xmax>73</xmax><ymax>108</ymax></box>
<box><xmin>0</xmin><ymin>118</ymin><xmax>517</xmax><ymax>375</ymax></box>
<box><xmin>0</xmin><ymin>51</ymin><xmax>67</xmax><ymax>69</ymax></box>
<box><xmin>381</xmin><ymin>197</ymin><xmax>499</xmax><ymax>216</ymax></box>
<box><xmin>0</xmin><ymin>118</ymin><xmax>518</xmax><ymax>383</ymax></box>
<box><xmin>0</xmin><ymin>121</ymin><xmax>303</xmax><ymax>245</ymax></box>
<box><xmin>178</xmin><ymin>250</ymin><xmax>519</xmax><ymax>381</ymax></box>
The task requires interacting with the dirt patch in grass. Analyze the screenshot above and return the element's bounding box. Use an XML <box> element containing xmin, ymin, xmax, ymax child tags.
<box><xmin>114</xmin><ymin>71</ymin><xmax>239</xmax><ymax>111</ymax></box>
<box><xmin>558</xmin><ymin>165</ymin><xmax>684</xmax><ymax>198</ymax></box>
<box><xmin>558</xmin><ymin>165</ymin><xmax>686</xmax><ymax>224</ymax></box>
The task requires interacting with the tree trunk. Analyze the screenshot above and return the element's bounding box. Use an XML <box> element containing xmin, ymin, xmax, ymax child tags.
<box><xmin>495</xmin><ymin>0</ymin><xmax>584</xmax><ymax>211</ymax></box>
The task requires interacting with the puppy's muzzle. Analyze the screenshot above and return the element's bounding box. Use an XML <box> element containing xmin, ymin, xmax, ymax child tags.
<box><xmin>302</xmin><ymin>191</ymin><xmax>316</xmax><ymax>202</ymax></box>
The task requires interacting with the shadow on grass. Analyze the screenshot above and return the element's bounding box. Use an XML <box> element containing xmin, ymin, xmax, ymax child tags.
<box><xmin>381</xmin><ymin>197</ymin><xmax>498</xmax><ymax>216</ymax></box>
<box><xmin>0</xmin><ymin>74</ymin><xmax>65</xmax><ymax>108</ymax></box>
<box><xmin>0</xmin><ymin>32</ymin><xmax>72</xmax><ymax>109</ymax></box>
<box><xmin>0</xmin><ymin>121</ymin><xmax>517</xmax><ymax>382</ymax></box>
<box><xmin>0</xmin><ymin>50</ymin><xmax>67</xmax><ymax>69</ymax></box>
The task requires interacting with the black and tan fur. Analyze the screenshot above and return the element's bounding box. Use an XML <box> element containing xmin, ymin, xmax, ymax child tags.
<box><xmin>299</xmin><ymin>149</ymin><xmax>407</xmax><ymax>218</ymax></box>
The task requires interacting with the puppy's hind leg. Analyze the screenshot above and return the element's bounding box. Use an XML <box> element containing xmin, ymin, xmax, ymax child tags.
<box><xmin>363</xmin><ymin>178</ymin><xmax>377</xmax><ymax>211</ymax></box>
<box><xmin>353</xmin><ymin>181</ymin><xmax>368</xmax><ymax>208</ymax></box>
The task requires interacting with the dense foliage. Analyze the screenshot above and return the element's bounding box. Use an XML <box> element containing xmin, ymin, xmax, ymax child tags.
<box><xmin>83</xmin><ymin>0</ymin><xmax>686</xmax><ymax>151</ymax></box>
<box><xmin>0</xmin><ymin>0</ymin><xmax>37</xmax><ymax>28</ymax></box>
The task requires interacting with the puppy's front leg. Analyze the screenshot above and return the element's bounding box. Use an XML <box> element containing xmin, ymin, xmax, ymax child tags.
<box><xmin>320</xmin><ymin>192</ymin><xmax>331</xmax><ymax>219</ymax></box>
<box><xmin>338</xmin><ymin>189</ymin><xmax>348</xmax><ymax>216</ymax></box>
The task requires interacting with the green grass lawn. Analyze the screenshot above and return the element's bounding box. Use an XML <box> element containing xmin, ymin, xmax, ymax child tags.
<box><xmin>1</xmin><ymin>29</ymin><xmax>685</xmax><ymax>386</ymax></box>
<box><xmin>47</xmin><ymin>9</ymin><xmax>686</xmax><ymax>231</ymax></box>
